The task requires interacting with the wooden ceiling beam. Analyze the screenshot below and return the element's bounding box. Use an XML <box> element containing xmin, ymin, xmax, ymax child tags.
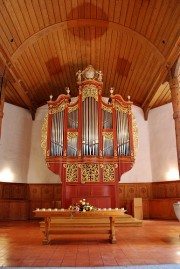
<box><xmin>142</xmin><ymin>66</ymin><xmax>168</xmax><ymax>120</ymax></box>
<box><xmin>0</xmin><ymin>76</ymin><xmax>5</xmax><ymax>139</ymax></box>
<box><xmin>10</xmin><ymin>20</ymin><xmax>165</xmax><ymax>63</ymax></box>
<box><xmin>0</xmin><ymin>44</ymin><xmax>36</xmax><ymax>120</ymax></box>
<box><xmin>142</xmin><ymin>38</ymin><xmax>180</xmax><ymax>120</ymax></box>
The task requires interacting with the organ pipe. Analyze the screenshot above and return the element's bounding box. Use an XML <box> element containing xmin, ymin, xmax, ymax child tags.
<box><xmin>50</xmin><ymin>110</ymin><xmax>64</xmax><ymax>156</ymax></box>
<box><xmin>44</xmin><ymin>65</ymin><xmax>135</xmax><ymax>163</ymax></box>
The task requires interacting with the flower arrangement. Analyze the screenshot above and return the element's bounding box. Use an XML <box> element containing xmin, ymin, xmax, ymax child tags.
<box><xmin>68</xmin><ymin>199</ymin><xmax>96</xmax><ymax>213</ymax></box>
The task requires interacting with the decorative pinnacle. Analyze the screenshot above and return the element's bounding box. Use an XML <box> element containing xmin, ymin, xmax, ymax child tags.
<box><xmin>49</xmin><ymin>94</ymin><xmax>53</xmax><ymax>101</ymax></box>
<box><xmin>110</xmin><ymin>87</ymin><xmax>114</xmax><ymax>95</ymax></box>
<box><xmin>66</xmin><ymin>87</ymin><xmax>70</xmax><ymax>95</ymax></box>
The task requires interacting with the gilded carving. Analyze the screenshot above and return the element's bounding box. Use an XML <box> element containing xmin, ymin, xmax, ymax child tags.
<box><xmin>81</xmin><ymin>164</ymin><xmax>99</xmax><ymax>182</ymax></box>
<box><xmin>102</xmin><ymin>104</ymin><xmax>112</xmax><ymax>113</ymax></box>
<box><xmin>66</xmin><ymin>164</ymin><xmax>78</xmax><ymax>182</ymax></box>
<box><xmin>49</xmin><ymin>102</ymin><xmax>66</xmax><ymax>114</ymax></box>
<box><xmin>102</xmin><ymin>132</ymin><xmax>113</xmax><ymax>140</ymax></box>
<box><xmin>132</xmin><ymin>114</ymin><xmax>138</xmax><ymax>157</ymax></box>
<box><xmin>113</xmin><ymin>102</ymin><xmax>129</xmax><ymax>113</ymax></box>
<box><xmin>82</xmin><ymin>85</ymin><xmax>98</xmax><ymax>101</ymax></box>
<box><xmin>103</xmin><ymin>164</ymin><xmax>115</xmax><ymax>182</ymax></box>
<box><xmin>67</xmin><ymin>132</ymin><xmax>78</xmax><ymax>139</ymax></box>
<box><xmin>68</xmin><ymin>104</ymin><xmax>78</xmax><ymax>113</ymax></box>
<box><xmin>41</xmin><ymin>113</ymin><xmax>48</xmax><ymax>157</ymax></box>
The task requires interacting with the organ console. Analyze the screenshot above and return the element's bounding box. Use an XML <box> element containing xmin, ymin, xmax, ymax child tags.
<box><xmin>41</xmin><ymin>65</ymin><xmax>138</xmax><ymax>208</ymax></box>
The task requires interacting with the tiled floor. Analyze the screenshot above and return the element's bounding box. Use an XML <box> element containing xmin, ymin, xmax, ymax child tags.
<box><xmin>0</xmin><ymin>220</ymin><xmax>179</xmax><ymax>267</ymax></box>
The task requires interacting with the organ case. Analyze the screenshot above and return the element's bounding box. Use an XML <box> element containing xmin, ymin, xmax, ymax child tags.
<box><xmin>42</xmin><ymin>65</ymin><xmax>137</xmax><ymax>208</ymax></box>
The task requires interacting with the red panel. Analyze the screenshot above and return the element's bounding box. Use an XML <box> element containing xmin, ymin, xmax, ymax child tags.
<box><xmin>71</xmin><ymin>197</ymin><xmax>111</xmax><ymax>208</ymax></box>
<box><xmin>92</xmin><ymin>185</ymin><xmax>113</xmax><ymax>196</ymax></box>
<box><xmin>78</xmin><ymin>185</ymin><xmax>91</xmax><ymax>196</ymax></box>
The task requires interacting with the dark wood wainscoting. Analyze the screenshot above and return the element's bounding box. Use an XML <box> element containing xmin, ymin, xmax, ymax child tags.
<box><xmin>0</xmin><ymin>181</ymin><xmax>179</xmax><ymax>220</ymax></box>
<box><xmin>118</xmin><ymin>181</ymin><xmax>180</xmax><ymax>219</ymax></box>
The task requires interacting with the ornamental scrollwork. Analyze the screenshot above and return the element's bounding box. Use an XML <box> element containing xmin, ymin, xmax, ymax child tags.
<box><xmin>49</xmin><ymin>102</ymin><xmax>66</xmax><ymax>114</ymax></box>
<box><xmin>113</xmin><ymin>102</ymin><xmax>129</xmax><ymax>113</ymax></box>
<box><xmin>67</xmin><ymin>132</ymin><xmax>78</xmax><ymax>140</ymax></box>
<box><xmin>66</xmin><ymin>164</ymin><xmax>78</xmax><ymax>182</ymax></box>
<box><xmin>41</xmin><ymin>113</ymin><xmax>48</xmax><ymax>157</ymax></box>
<box><xmin>132</xmin><ymin>114</ymin><xmax>138</xmax><ymax>157</ymax></box>
<box><xmin>102</xmin><ymin>132</ymin><xmax>113</xmax><ymax>140</ymax></box>
<box><xmin>82</xmin><ymin>85</ymin><xmax>98</xmax><ymax>101</ymax></box>
<box><xmin>102</xmin><ymin>104</ymin><xmax>112</xmax><ymax>113</ymax></box>
<box><xmin>81</xmin><ymin>164</ymin><xmax>99</xmax><ymax>182</ymax></box>
<box><xmin>68</xmin><ymin>104</ymin><xmax>79</xmax><ymax>113</ymax></box>
<box><xmin>103</xmin><ymin>164</ymin><xmax>115</xmax><ymax>182</ymax></box>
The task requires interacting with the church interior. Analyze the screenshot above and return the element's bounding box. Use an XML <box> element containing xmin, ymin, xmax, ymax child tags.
<box><xmin>0</xmin><ymin>0</ymin><xmax>180</xmax><ymax>267</ymax></box>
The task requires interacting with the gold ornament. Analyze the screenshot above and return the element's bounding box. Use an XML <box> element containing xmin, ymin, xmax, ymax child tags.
<box><xmin>41</xmin><ymin>113</ymin><xmax>48</xmax><ymax>157</ymax></box>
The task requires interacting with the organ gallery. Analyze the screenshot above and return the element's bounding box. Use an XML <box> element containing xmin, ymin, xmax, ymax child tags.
<box><xmin>42</xmin><ymin>65</ymin><xmax>138</xmax><ymax>208</ymax></box>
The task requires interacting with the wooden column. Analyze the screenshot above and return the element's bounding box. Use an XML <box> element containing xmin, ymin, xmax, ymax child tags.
<box><xmin>0</xmin><ymin>77</ymin><xmax>6</xmax><ymax>139</ymax></box>
<box><xmin>169</xmin><ymin>71</ymin><xmax>180</xmax><ymax>175</ymax></box>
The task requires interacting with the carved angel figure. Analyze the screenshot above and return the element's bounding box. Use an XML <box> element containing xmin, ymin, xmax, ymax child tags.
<box><xmin>76</xmin><ymin>70</ymin><xmax>82</xmax><ymax>81</ymax></box>
<box><xmin>97</xmin><ymin>70</ymin><xmax>103</xmax><ymax>81</ymax></box>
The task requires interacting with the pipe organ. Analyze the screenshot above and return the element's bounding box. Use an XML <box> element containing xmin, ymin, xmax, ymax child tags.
<box><xmin>42</xmin><ymin>65</ymin><xmax>137</xmax><ymax>208</ymax></box>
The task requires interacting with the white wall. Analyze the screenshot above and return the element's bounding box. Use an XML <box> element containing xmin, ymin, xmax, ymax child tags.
<box><xmin>0</xmin><ymin>103</ymin><xmax>32</xmax><ymax>183</ymax></box>
<box><xmin>27</xmin><ymin>105</ymin><xmax>60</xmax><ymax>183</ymax></box>
<box><xmin>0</xmin><ymin>102</ymin><xmax>178</xmax><ymax>184</ymax></box>
<box><xmin>148</xmin><ymin>104</ymin><xmax>179</xmax><ymax>181</ymax></box>
<box><xmin>121</xmin><ymin>106</ymin><xmax>152</xmax><ymax>182</ymax></box>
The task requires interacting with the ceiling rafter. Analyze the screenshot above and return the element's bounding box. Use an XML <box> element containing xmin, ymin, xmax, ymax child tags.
<box><xmin>0</xmin><ymin>44</ymin><xmax>36</xmax><ymax>119</ymax></box>
<box><xmin>0</xmin><ymin>0</ymin><xmax>179</xmax><ymax>114</ymax></box>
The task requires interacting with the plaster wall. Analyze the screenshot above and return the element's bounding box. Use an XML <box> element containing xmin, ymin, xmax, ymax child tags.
<box><xmin>27</xmin><ymin>105</ymin><xmax>59</xmax><ymax>183</ymax></box>
<box><xmin>0</xmin><ymin>103</ymin><xmax>32</xmax><ymax>183</ymax></box>
<box><xmin>148</xmin><ymin>104</ymin><xmax>179</xmax><ymax>181</ymax></box>
<box><xmin>121</xmin><ymin>106</ymin><xmax>152</xmax><ymax>182</ymax></box>
<box><xmin>0</xmin><ymin>102</ymin><xmax>178</xmax><ymax>184</ymax></box>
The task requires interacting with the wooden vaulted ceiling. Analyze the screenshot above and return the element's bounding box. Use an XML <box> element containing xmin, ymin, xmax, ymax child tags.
<box><xmin>0</xmin><ymin>0</ymin><xmax>180</xmax><ymax>119</ymax></box>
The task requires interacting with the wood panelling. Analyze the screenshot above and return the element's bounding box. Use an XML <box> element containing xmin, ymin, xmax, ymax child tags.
<box><xmin>119</xmin><ymin>181</ymin><xmax>180</xmax><ymax>220</ymax></box>
<box><xmin>0</xmin><ymin>200</ymin><xmax>29</xmax><ymax>220</ymax></box>
<box><xmin>119</xmin><ymin>181</ymin><xmax>180</xmax><ymax>200</ymax></box>
<box><xmin>119</xmin><ymin>183</ymin><xmax>153</xmax><ymax>200</ymax></box>
<box><xmin>1</xmin><ymin>183</ymin><xmax>28</xmax><ymax>200</ymax></box>
<box><xmin>64</xmin><ymin>184</ymin><xmax>116</xmax><ymax>209</ymax></box>
<box><xmin>0</xmin><ymin>181</ymin><xmax>179</xmax><ymax>220</ymax></box>
<box><xmin>0</xmin><ymin>0</ymin><xmax>179</xmax><ymax>117</ymax></box>
<box><xmin>0</xmin><ymin>183</ymin><xmax>3</xmax><ymax>199</ymax></box>
<box><xmin>148</xmin><ymin>199</ymin><xmax>180</xmax><ymax>220</ymax></box>
<box><xmin>28</xmin><ymin>184</ymin><xmax>62</xmax><ymax>219</ymax></box>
